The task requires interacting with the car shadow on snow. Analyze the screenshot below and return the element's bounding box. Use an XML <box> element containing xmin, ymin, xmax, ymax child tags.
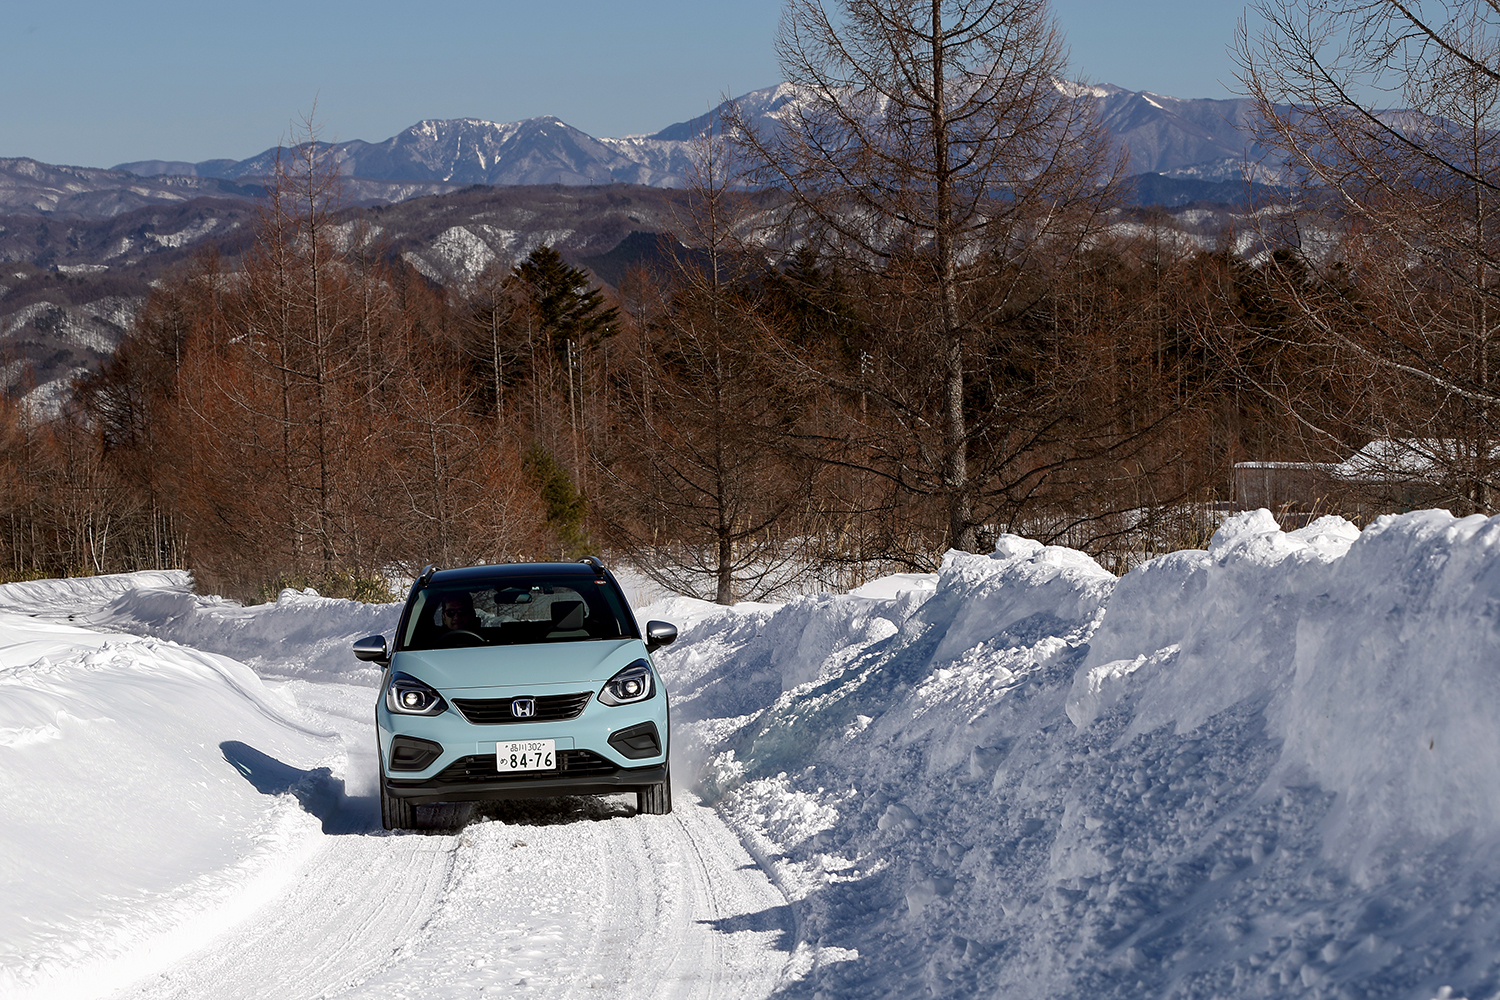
<box><xmin>220</xmin><ymin>740</ymin><xmax>376</xmax><ymax>835</ymax></box>
<box><xmin>699</xmin><ymin>903</ymin><xmax>796</xmax><ymax>953</ymax></box>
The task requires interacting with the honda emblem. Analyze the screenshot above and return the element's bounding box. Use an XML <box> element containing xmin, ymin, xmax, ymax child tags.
<box><xmin>511</xmin><ymin>698</ymin><xmax>536</xmax><ymax>719</ymax></box>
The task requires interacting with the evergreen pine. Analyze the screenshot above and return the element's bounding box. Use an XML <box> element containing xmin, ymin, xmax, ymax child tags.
<box><xmin>513</xmin><ymin>245</ymin><xmax>618</xmax><ymax>360</ymax></box>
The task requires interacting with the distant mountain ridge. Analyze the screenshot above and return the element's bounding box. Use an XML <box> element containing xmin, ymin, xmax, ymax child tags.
<box><xmin>113</xmin><ymin>82</ymin><xmax>1266</xmax><ymax>194</ymax></box>
<box><xmin>0</xmin><ymin>156</ymin><xmax>469</xmax><ymax>220</ymax></box>
<box><xmin>1080</xmin><ymin>84</ymin><xmax>1265</xmax><ymax>179</ymax></box>
<box><xmin>0</xmin><ymin>79</ymin><xmax>1267</xmax><ymax>410</ymax></box>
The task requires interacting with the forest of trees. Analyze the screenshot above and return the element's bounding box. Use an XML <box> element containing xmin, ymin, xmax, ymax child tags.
<box><xmin>1</xmin><ymin>0</ymin><xmax>1496</xmax><ymax>604</ymax></box>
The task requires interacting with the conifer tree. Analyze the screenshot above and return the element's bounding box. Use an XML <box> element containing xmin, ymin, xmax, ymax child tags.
<box><xmin>513</xmin><ymin>245</ymin><xmax>618</xmax><ymax>358</ymax></box>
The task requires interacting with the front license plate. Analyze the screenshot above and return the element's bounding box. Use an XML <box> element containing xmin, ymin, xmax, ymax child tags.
<box><xmin>496</xmin><ymin>739</ymin><xmax>556</xmax><ymax>772</ymax></box>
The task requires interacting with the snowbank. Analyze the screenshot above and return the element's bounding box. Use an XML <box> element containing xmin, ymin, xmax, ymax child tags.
<box><xmin>650</xmin><ymin>511</ymin><xmax>1500</xmax><ymax>1000</ymax></box>
<box><xmin>1076</xmin><ymin>509</ymin><xmax>1500</xmax><ymax>875</ymax></box>
<box><xmin>0</xmin><ymin>614</ymin><xmax>342</xmax><ymax>1000</ymax></box>
<box><xmin>0</xmin><ymin>570</ymin><xmax>401</xmax><ymax>684</ymax></box>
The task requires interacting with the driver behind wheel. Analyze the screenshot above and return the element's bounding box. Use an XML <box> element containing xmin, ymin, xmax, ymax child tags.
<box><xmin>438</xmin><ymin>593</ymin><xmax>480</xmax><ymax>635</ymax></box>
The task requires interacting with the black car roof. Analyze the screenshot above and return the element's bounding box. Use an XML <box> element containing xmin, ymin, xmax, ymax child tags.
<box><xmin>426</xmin><ymin>562</ymin><xmax>602</xmax><ymax>586</ymax></box>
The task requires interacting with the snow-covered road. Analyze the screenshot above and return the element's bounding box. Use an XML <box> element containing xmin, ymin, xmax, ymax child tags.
<box><xmin>0</xmin><ymin>581</ymin><xmax>793</xmax><ymax>1000</ymax></box>
<box><xmin>111</xmin><ymin>797</ymin><xmax>791</xmax><ymax>1000</ymax></box>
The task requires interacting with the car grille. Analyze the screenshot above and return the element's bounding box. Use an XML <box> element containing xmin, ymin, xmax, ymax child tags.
<box><xmin>452</xmin><ymin>692</ymin><xmax>593</xmax><ymax>724</ymax></box>
<box><xmin>432</xmin><ymin>750</ymin><xmax>618</xmax><ymax>784</ymax></box>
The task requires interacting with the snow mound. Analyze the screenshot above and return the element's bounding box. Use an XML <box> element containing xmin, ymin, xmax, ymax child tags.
<box><xmin>1078</xmin><ymin>508</ymin><xmax>1500</xmax><ymax>874</ymax></box>
<box><xmin>652</xmin><ymin>511</ymin><xmax>1500</xmax><ymax>1000</ymax></box>
<box><xmin>0</xmin><ymin>616</ymin><xmax>341</xmax><ymax>1000</ymax></box>
<box><xmin>0</xmin><ymin>571</ymin><xmax>402</xmax><ymax>683</ymax></box>
<box><xmin>0</xmin><ymin>570</ymin><xmax>190</xmax><ymax>617</ymax></box>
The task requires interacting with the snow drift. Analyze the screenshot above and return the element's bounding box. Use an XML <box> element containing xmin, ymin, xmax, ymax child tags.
<box><xmin>0</xmin><ymin>612</ymin><xmax>342</xmax><ymax>1000</ymax></box>
<box><xmin>56</xmin><ymin>570</ymin><xmax>401</xmax><ymax>683</ymax></box>
<box><xmin>655</xmin><ymin>510</ymin><xmax>1500</xmax><ymax>999</ymax></box>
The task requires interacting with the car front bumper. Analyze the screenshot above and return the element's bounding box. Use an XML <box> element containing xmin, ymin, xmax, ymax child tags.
<box><xmin>384</xmin><ymin>761</ymin><xmax>669</xmax><ymax>804</ymax></box>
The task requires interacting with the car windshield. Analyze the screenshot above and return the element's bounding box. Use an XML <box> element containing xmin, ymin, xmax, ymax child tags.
<box><xmin>399</xmin><ymin>573</ymin><xmax>637</xmax><ymax>651</ymax></box>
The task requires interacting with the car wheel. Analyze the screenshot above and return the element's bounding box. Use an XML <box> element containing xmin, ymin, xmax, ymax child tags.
<box><xmin>381</xmin><ymin>778</ymin><xmax>416</xmax><ymax>831</ymax></box>
<box><xmin>636</xmin><ymin>765</ymin><xmax>672</xmax><ymax>815</ymax></box>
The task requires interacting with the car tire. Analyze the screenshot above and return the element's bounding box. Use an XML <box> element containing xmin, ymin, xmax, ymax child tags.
<box><xmin>381</xmin><ymin>778</ymin><xmax>416</xmax><ymax>831</ymax></box>
<box><xmin>636</xmin><ymin>766</ymin><xmax>672</xmax><ymax>815</ymax></box>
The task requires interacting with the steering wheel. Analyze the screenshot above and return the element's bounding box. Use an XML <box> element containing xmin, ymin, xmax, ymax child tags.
<box><xmin>438</xmin><ymin>630</ymin><xmax>485</xmax><ymax>648</ymax></box>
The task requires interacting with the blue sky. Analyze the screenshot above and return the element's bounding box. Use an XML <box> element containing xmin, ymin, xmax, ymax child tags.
<box><xmin>2</xmin><ymin>0</ymin><xmax>1248</xmax><ymax>168</ymax></box>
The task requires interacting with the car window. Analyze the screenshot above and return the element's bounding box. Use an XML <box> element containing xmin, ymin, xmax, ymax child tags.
<box><xmin>400</xmin><ymin>574</ymin><xmax>637</xmax><ymax>650</ymax></box>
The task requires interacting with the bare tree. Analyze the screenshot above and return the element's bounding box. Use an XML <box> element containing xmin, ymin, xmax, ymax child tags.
<box><xmin>601</xmin><ymin>135</ymin><xmax>819</xmax><ymax>603</ymax></box>
<box><xmin>1236</xmin><ymin>0</ymin><xmax>1500</xmax><ymax>513</ymax></box>
<box><xmin>728</xmin><ymin>0</ymin><xmax>1125</xmax><ymax>552</ymax></box>
<box><xmin>456</xmin><ymin>260</ymin><xmax>530</xmax><ymax>429</ymax></box>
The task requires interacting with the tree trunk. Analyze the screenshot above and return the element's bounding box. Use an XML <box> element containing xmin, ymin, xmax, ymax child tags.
<box><xmin>930</xmin><ymin>1</ymin><xmax>975</xmax><ymax>551</ymax></box>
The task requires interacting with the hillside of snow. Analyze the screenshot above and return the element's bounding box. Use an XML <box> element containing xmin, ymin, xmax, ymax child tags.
<box><xmin>654</xmin><ymin>508</ymin><xmax>1500</xmax><ymax>999</ymax></box>
<box><xmin>2</xmin><ymin>508</ymin><xmax>1498</xmax><ymax>998</ymax></box>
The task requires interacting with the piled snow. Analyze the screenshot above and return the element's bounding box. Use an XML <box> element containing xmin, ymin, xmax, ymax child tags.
<box><xmin>648</xmin><ymin>511</ymin><xmax>1500</xmax><ymax>999</ymax></box>
<box><xmin>0</xmin><ymin>572</ymin><xmax>398</xmax><ymax>998</ymax></box>
<box><xmin>0</xmin><ymin>570</ymin><xmax>400</xmax><ymax>684</ymax></box>
<box><xmin>0</xmin><ymin>613</ymin><xmax>340</xmax><ymax>999</ymax></box>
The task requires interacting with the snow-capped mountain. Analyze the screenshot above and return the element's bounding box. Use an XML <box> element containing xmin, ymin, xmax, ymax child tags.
<box><xmin>0</xmin><ymin>156</ymin><xmax>466</xmax><ymax>220</ymax></box>
<box><xmin>115</xmin><ymin>89</ymin><xmax>805</xmax><ymax>191</ymax></box>
<box><xmin>1083</xmin><ymin>84</ymin><xmax>1263</xmax><ymax>180</ymax></box>
<box><xmin>113</xmin><ymin>82</ymin><xmax>1266</xmax><ymax>192</ymax></box>
<box><xmin>119</xmin><ymin>117</ymin><xmax>667</xmax><ymax>189</ymax></box>
<box><xmin>0</xmin><ymin>157</ymin><xmax>266</xmax><ymax>218</ymax></box>
<box><xmin>222</xmin><ymin>117</ymin><xmax>638</xmax><ymax>187</ymax></box>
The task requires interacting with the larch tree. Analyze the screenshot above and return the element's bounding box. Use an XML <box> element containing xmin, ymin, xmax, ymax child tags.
<box><xmin>728</xmin><ymin>0</ymin><xmax>1125</xmax><ymax>553</ymax></box>
<box><xmin>599</xmin><ymin>135</ymin><xmax>819</xmax><ymax>603</ymax></box>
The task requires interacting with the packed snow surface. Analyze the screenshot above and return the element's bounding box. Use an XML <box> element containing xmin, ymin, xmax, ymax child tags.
<box><xmin>3</xmin><ymin>509</ymin><xmax>1500</xmax><ymax>998</ymax></box>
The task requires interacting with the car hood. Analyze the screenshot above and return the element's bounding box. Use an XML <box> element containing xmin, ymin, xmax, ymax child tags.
<box><xmin>391</xmin><ymin>639</ymin><xmax>645</xmax><ymax>691</ymax></box>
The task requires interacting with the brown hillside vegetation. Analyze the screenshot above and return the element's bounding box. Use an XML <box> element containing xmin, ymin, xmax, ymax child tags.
<box><xmin>0</xmin><ymin>140</ymin><xmax>1390</xmax><ymax>600</ymax></box>
<box><xmin>8</xmin><ymin>137</ymin><xmax>1297</xmax><ymax>601</ymax></box>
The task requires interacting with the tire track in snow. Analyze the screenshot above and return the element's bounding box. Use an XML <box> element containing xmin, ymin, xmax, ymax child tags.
<box><xmin>105</xmin><ymin>795</ymin><xmax>792</xmax><ymax>1000</ymax></box>
<box><xmin>340</xmin><ymin>795</ymin><xmax>793</xmax><ymax>999</ymax></box>
<box><xmin>107</xmin><ymin>831</ymin><xmax>457</xmax><ymax>1000</ymax></box>
<box><xmin>645</xmin><ymin>804</ymin><xmax>795</xmax><ymax>1000</ymax></box>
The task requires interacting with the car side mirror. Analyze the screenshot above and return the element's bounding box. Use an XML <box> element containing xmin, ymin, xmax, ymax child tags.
<box><xmin>644</xmin><ymin>620</ymin><xmax>678</xmax><ymax>653</ymax></box>
<box><xmin>352</xmin><ymin>634</ymin><xmax>390</xmax><ymax>665</ymax></box>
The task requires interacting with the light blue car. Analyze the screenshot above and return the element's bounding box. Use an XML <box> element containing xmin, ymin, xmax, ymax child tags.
<box><xmin>353</xmin><ymin>558</ymin><xmax>676</xmax><ymax>830</ymax></box>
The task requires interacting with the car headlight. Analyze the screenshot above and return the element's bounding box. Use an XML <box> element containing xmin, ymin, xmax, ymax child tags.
<box><xmin>386</xmin><ymin>673</ymin><xmax>448</xmax><ymax>716</ymax></box>
<box><xmin>599</xmin><ymin>659</ymin><xmax>655</xmax><ymax>706</ymax></box>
